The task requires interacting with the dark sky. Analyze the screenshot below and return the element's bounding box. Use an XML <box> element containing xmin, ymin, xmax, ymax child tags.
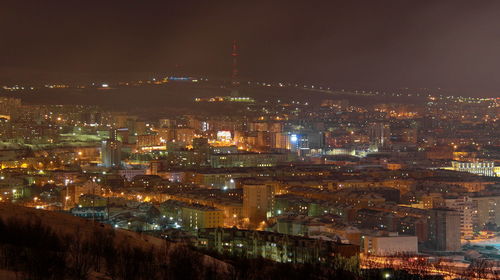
<box><xmin>1</xmin><ymin>0</ymin><xmax>500</xmax><ymax>96</ymax></box>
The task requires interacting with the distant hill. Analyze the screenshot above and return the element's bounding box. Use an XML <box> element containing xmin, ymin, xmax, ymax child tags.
<box><xmin>0</xmin><ymin>82</ymin><xmax>426</xmax><ymax>117</ymax></box>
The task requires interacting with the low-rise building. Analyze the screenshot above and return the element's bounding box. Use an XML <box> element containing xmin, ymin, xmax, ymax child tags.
<box><xmin>159</xmin><ymin>200</ymin><xmax>224</xmax><ymax>231</ymax></box>
<box><xmin>182</xmin><ymin>204</ymin><xmax>224</xmax><ymax>231</ymax></box>
<box><xmin>70</xmin><ymin>206</ymin><xmax>108</xmax><ymax>221</ymax></box>
<box><xmin>197</xmin><ymin>227</ymin><xmax>359</xmax><ymax>263</ymax></box>
<box><xmin>209</xmin><ymin>152</ymin><xmax>287</xmax><ymax>168</ymax></box>
<box><xmin>363</xmin><ymin>234</ymin><xmax>418</xmax><ymax>256</ymax></box>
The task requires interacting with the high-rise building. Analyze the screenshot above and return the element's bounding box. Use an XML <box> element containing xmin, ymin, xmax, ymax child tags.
<box><xmin>137</xmin><ymin>135</ymin><xmax>161</xmax><ymax>147</ymax></box>
<box><xmin>444</xmin><ymin>196</ymin><xmax>475</xmax><ymax>240</ymax></box>
<box><xmin>368</xmin><ymin>123</ymin><xmax>391</xmax><ymax>148</ymax></box>
<box><xmin>173</xmin><ymin>127</ymin><xmax>195</xmax><ymax>144</ymax></box>
<box><xmin>422</xmin><ymin>193</ymin><xmax>445</xmax><ymax>209</ymax></box>
<box><xmin>471</xmin><ymin>195</ymin><xmax>500</xmax><ymax>229</ymax></box>
<box><xmin>0</xmin><ymin>97</ymin><xmax>22</xmax><ymax>118</ymax></box>
<box><xmin>101</xmin><ymin>131</ymin><xmax>122</xmax><ymax>168</ymax></box>
<box><xmin>184</xmin><ymin>115</ymin><xmax>201</xmax><ymax>131</ymax></box>
<box><xmin>243</xmin><ymin>184</ymin><xmax>275</xmax><ymax>225</ymax></box>
<box><xmin>428</xmin><ymin>208</ymin><xmax>461</xmax><ymax>251</ymax></box>
<box><xmin>193</xmin><ymin>137</ymin><xmax>210</xmax><ymax>165</ymax></box>
<box><xmin>272</xmin><ymin>132</ymin><xmax>292</xmax><ymax>150</ymax></box>
<box><xmin>159</xmin><ymin>118</ymin><xmax>175</xmax><ymax>128</ymax></box>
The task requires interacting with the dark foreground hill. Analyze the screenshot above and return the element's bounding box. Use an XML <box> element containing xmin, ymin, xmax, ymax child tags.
<box><xmin>0</xmin><ymin>203</ymin><xmax>229</xmax><ymax>280</ymax></box>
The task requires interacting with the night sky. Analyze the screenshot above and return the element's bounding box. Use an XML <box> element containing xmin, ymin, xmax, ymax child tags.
<box><xmin>1</xmin><ymin>0</ymin><xmax>500</xmax><ymax>96</ymax></box>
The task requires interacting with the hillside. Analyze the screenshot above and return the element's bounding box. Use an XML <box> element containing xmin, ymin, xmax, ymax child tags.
<box><xmin>0</xmin><ymin>203</ymin><xmax>164</xmax><ymax>249</ymax></box>
<box><xmin>0</xmin><ymin>203</ymin><xmax>229</xmax><ymax>280</ymax></box>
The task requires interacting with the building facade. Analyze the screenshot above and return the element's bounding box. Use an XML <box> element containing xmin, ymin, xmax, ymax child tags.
<box><xmin>243</xmin><ymin>184</ymin><xmax>275</xmax><ymax>225</ymax></box>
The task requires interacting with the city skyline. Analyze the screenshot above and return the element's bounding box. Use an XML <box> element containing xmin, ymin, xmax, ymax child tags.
<box><xmin>0</xmin><ymin>1</ymin><xmax>498</xmax><ymax>280</ymax></box>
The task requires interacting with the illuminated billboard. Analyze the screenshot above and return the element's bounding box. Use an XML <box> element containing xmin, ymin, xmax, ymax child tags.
<box><xmin>217</xmin><ymin>131</ymin><xmax>232</xmax><ymax>142</ymax></box>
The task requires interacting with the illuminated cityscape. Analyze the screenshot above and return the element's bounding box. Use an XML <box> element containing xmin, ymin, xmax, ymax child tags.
<box><xmin>0</xmin><ymin>1</ymin><xmax>499</xmax><ymax>279</ymax></box>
